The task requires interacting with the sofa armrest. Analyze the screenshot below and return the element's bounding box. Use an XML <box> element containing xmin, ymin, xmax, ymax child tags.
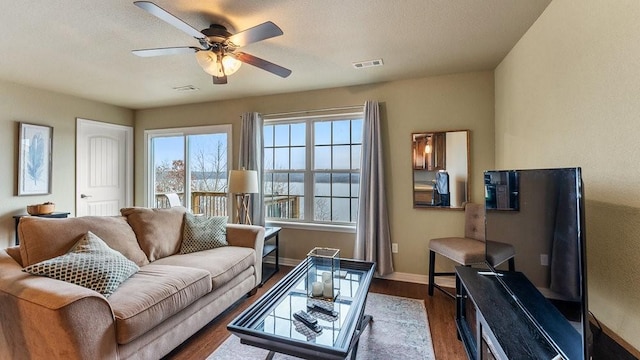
<box><xmin>0</xmin><ymin>250</ymin><xmax>118</xmax><ymax>360</ymax></box>
<box><xmin>226</xmin><ymin>224</ymin><xmax>265</xmax><ymax>286</ymax></box>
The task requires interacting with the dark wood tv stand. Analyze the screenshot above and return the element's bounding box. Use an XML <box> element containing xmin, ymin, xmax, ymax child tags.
<box><xmin>455</xmin><ymin>266</ymin><xmax>582</xmax><ymax>359</ymax></box>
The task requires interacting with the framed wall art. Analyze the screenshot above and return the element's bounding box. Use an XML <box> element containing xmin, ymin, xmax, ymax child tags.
<box><xmin>18</xmin><ymin>122</ymin><xmax>53</xmax><ymax>196</ymax></box>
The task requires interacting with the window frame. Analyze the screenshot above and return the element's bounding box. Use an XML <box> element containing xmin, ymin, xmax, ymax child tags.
<box><xmin>144</xmin><ymin>124</ymin><xmax>232</xmax><ymax>215</ymax></box>
<box><xmin>264</xmin><ymin>112</ymin><xmax>363</xmax><ymax>232</ymax></box>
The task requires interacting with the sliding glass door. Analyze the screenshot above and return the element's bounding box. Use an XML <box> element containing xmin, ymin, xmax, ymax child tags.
<box><xmin>146</xmin><ymin>125</ymin><xmax>232</xmax><ymax>216</ymax></box>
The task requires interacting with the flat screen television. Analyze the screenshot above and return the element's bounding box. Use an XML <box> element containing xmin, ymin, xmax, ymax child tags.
<box><xmin>484</xmin><ymin>167</ymin><xmax>589</xmax><ymax>359</ymax></box>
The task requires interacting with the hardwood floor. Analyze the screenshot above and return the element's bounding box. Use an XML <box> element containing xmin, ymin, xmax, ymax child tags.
<box><xmin>163</xmin><ymin>265</ymin><xmax>466</xmax><ymax>360</ymax></box>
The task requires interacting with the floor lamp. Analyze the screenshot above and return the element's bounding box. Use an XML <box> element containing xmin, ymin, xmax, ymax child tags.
<box><xmin>228</xmin><ymin>169</ymin><xmax>259</xmax><ymax>225</ymax></box>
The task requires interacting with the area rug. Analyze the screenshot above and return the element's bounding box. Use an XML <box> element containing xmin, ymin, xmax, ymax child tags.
<box><xmin>208</xmin><ymin>293</ymin><xmax>435</xmax><ymax>359</ymax></box>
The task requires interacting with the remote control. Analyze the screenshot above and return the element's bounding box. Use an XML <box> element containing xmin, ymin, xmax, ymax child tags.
<box><xmin>307</xmin><ymin>302</ymin><xmax>338</xmax><ymax>317</ymax></box>
<box><xmin>293</xmin><ymin>310</ymin><xmax>322</xmax><ymax>333</ymax></box>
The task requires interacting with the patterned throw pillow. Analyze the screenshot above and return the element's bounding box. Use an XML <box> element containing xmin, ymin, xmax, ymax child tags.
<box><xmin>23</xmin><ymin>231</ymin><xmax>139</xmax><ymax>297</ymax></box>
<box><xmin>180</xmin><ymin>213</ymin><xmax>228</xmax><ymax>254</ymax></box>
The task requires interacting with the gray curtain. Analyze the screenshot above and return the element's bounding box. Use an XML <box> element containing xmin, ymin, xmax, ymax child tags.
<box><xmin>239</xmin><ymin>112</ymin><xmax>265</xmax><ymax>226</ymax></box>
<box><xmin>354</xmin><ymin>101</ymin><xmax>394</xmax><ymax>276</ymax></box>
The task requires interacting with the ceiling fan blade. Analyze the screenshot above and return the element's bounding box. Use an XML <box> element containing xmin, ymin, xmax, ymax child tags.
<box><xmin>233</xmin><ymin>52</ymin><xmax>292</xmax><ymax>78</ymax></box>
<box><xmin>134</xmin><ymin>1</ymin><xmax>205</xmax><ymax>40</ymax></box>
<box><xmin>132</xmin><ymin>46</ymin><xmax>199</xmax><ymax>57</ymax></box>
<box><xmin>227</xmin><ymin>21</ymin><xmax>283</xmax><ymax>47</ymax></box>
<box><xmin>212</xmin><ymin>75</ymin><xmax>227</xmax><ymax>84</ymax></box>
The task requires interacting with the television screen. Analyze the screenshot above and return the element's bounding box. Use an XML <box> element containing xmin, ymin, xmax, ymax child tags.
<box><xmin>484</xmin><ymin>167</ymin><xmax>588</xmax><ymax>359</ymax></box>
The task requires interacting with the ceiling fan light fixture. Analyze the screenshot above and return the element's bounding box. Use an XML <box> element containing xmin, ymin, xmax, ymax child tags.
<box><xmin>195</xmin><ymin>50</ymin><xmax>219</xmax><ymax>76</ymax></box>
<box><xmin>222</xmin><ymin>55</ymin><xmax>242</xmax><ymax>75</ymax></box>
<box><xmin>196</xmin><ymin>50</ymin><xmax>242</xmax><ymax>77</ymax></box>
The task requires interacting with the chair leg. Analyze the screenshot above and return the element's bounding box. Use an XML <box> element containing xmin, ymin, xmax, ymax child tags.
<box><xmin>508</xmin><ymin>258</ymin><xmax>515</xmax><ymax>271</ymax></box>
<box><xmin>428</xmin><ymin>250</ymin><xmax>436</xmax><ymax>296</ymax></box>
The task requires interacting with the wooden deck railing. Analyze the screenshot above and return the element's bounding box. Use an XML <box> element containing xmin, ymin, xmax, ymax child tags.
<box><xmin>265</xmin><ymin>195</ymin><xmax>301</xmax><ymax>219</ymax></box>
<box><xmin>155</xmin><ymin>192</ymin><xmax>228</xmax><ymax>217</ymax></box>
<box><xmin>155</xmin><ymin>192</ymin><xmax>302</xmax><ymax>219</ymax></box>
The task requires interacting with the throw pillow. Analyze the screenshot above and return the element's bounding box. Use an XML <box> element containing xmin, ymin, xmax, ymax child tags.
<box><xmin>180</xmin><ymin>213</ymin><xmax>228</xmax><ymax>254</ymax></box>
<box><xmin>23</xmin><ymin>231</ymin><xmax>139</xmax><ymax>297</ymax></box>
<box><xmin>18</xmin><ymin>216</ymin><xmax>149</xmax><ymax>267</ymax></box>
<box><xmin>120</xmin><ymin>206</ymin><xmax>187</xmax><ymax>261</ymax></box>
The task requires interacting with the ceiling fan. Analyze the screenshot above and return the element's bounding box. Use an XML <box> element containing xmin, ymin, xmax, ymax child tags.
<box><xmin>132</xmin><ymin>1</ymin><xmax>292</xmax><ymax>84</ymax></box>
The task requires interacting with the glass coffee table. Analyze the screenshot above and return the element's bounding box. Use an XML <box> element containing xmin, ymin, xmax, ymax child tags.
<box><xmin>227</xmin><ymin>257</ymin><xmax>376</xmax><ymax>360</ymax></box>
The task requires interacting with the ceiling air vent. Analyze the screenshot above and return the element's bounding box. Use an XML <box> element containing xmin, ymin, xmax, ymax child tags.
<box><xmin>352</xmin><ymin>59</ymin><xmax>384</xmax><ymax>69</ymax></box>
<box><xmin>172</xmin><ymin>85</ymin><xmax>199</xmax><ymax>92</ymax></box>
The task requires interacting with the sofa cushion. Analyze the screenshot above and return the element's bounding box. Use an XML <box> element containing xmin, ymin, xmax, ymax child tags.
<box><xmin>152</xmin><ymin>246</ymin><xmax>255</xmax><ymax>290</ymax></box>
<box><xmin>23</xmin><ymin>231</ymin><xmax>139</xmax><ymax>298</ymax></box>
<box><xmin>120</xmin><ymin>206</ymin><xmax>187</xmax><ymax>261</ymax></box>
<box><xmin>180</xmin><ymin>214</ymin><xmax>228</xmax><ymax>254</ymax></box>
<box><xmin>18</xmin><ymin>216</ymin><xmax>149</xmax><ymax>267</ymax></box>
<box><xmin>108</xmin><ymin>264</ymin><xmax>211</xmax><ymax>345</ymax></box>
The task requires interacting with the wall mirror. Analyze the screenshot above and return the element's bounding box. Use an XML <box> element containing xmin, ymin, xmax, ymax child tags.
<box><xmin>412</xmin><ymin>130</ymin><xmax>469</xmax><ymax>209</ymax></box>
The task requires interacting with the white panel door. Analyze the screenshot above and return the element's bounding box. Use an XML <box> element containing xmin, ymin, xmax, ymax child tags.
<box><xmin>76</xmin><ymin>119</ymin><xmax>133</xmax><ymax>216</ymax></box>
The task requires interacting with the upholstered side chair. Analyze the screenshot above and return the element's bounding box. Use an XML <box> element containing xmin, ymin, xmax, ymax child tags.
<box><xmin>428</xmin><ymin>202</ymin><xmax>515</xmax><ymax>297</ymax></box>
<box><xmin>164</xmin><ymin>193</ymin><xmax>182</xmax><ymax>207</ymax></box>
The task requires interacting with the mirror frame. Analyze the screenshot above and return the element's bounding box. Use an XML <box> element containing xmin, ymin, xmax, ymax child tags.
<box><xmin>411</xmin><ymin>129</ymin><xmax>470</xmax><ymax>210</ymax></box>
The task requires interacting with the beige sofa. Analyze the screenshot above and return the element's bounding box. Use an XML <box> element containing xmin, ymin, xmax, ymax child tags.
<box><xmin>0</xmin><ymin>206</ymin><xmax>265</xmax><ymax>360</ymax></box>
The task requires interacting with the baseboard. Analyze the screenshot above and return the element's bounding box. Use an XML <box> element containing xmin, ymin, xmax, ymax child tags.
<box><xmin>276</xmin><ymin>257</ymin><xmax>455</xmax><ymax>288</ymax></box>
<box><xmin>589</xmin><ymin>314</ymin><xmax>640</xmax><ymax>359</ymax></box>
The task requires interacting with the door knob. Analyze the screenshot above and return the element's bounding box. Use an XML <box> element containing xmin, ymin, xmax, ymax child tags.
<box><xmin>80</xmin><ymin>194</ymin><xmax>92</xmax><ymax>199</ymax></box>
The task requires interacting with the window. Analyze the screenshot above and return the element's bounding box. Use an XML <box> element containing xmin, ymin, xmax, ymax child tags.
<box><xmin>145</xmin><ymin>125</ymin><xmax>232</xmax><ymax>216</ymax></box>
<box><xmin>264</xmin><ymin>113</ymin><xmax>363</xmax><ymax>227</ymax></box>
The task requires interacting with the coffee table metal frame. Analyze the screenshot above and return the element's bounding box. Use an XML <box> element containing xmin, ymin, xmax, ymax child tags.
<box><xmin>228</xmin><ymin>257</ymin><xmax>376</xmax><ymax>360</ymax></box>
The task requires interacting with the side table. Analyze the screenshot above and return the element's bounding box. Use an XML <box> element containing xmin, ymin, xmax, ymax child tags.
<box><xmin>261</xmin><ymin>227</ymin><xmax>281</xmax><ymax>286</ymax></box>
<box><xmin>13</xmin><ymin>212</ymin><xmax>71</xmax><ymax>245</ymax></box>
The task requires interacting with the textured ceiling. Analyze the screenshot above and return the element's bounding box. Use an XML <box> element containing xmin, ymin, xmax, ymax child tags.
<box><xmin>0</xmin><ymin>0</ymin><xmax>551</xmax><ymax>109</ymax></box>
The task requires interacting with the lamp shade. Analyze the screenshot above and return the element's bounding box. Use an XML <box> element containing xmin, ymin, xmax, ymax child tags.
<box><xmin>228</xmin><ymin>170</ymin><xmax>258</xmax><ymax>194</ymax></box>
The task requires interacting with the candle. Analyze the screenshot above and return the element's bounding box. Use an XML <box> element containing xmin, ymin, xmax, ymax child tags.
<box><xmin>323</xmin><ymin>279</ymin><xmax>333</xmax><ymax>298</ymax></box>
<box><xmin>322</xmin><ymin>271</ymin><xmax>331</xmax><ymax>282</ymax></box>
<box><xmin>311</xmin><ymin>281</ymin><xmax>324</xmax><ymax>297</ymax></box>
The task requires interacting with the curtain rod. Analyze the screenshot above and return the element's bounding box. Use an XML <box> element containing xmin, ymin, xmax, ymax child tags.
<box><xmin>262</xmin><ymin>105</ymin><xmax>363</xmax><ymax>118</ymax></box>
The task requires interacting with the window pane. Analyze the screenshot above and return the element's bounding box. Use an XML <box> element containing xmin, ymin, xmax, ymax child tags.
<box><xmin>332</xmin><ymin>198</ymin><xmax>350</xmax><ymax>222</ymax></box>
<box><xmin>274</xmin><ymin>124</ymin><xmax>290</xmax><ymax>146</ymax></box>
<box><xmin>187</xmin><ymin>133</ymin><xmax>228</xmax><ymax>216</ymax></box>
<box><xmin>264</xmin><ymin>125</ymin><xmax>274</xmax><ymax>147</ymax></box>
<box><xmin>332</xmin><ymin>120</ymin><xmax>350</xmax><ymax>144</ymax></box>
<box><xmin>290</xmin><ymin>173</ymin><xmax>304</xmax><ymax>196</ymax></box>
<box><xmin>332</xmin><ymin>145</ymin><xmax>350</xmax><ymax>169</ymax></box>
<box><xmin>153</xmin><ymin>136</ymin><xmax>185</xmax><ymax>197</ymax></box>
<box><xmin>274</xmin><ymin>148</ymin><xmax>290</xmax><ymax>169</ymax></box>
<box><xmin>332</xmin><ymin>173</ymin><xmax>350</xmax><ymax>197</ymax></box>
<box><xmin>351</xmin><ymin>199</ymin><xmax>359</xmax><ymax>222</ymax></box>
<box><xmin>291</xmin><ymin>123</ymin><xmax>306</xmax><ymax>146</ymax></box>
<box><xmin>314</xmin><ymin>146</ymin><xmax>331</xmax><ymax>169</ymax></box>
<box><xmin>351</xmin><ymin>173</ymin><xmax>360</xmax><ymax>197</ymax></box>
<box><xmin>290</xmin><ymin>146</ymin><xmax>305</xmax><ymax>169</ymax></box>
<box><xmin>314</xmin><ymin>197</ymin><xmax>331</xmax><ymax>222</ymax></box>
<box><xmin>264</xmin><ymin>148</ymin><xmax>274</xmax><ymax>170</ymax></box>
<box><xmin>265</xmin><ymin>172</ymin><xmax>303</xmax><ymax>220</ymax></box>
<box><xmin>314</xmin><ymin>173</ymin><xmax>331</xmax><ymax>196</ymax></box>
<box><xmin>351</xmin><ymin>145</ymin><xmax>361</xmax><ymax>170</ymax></box>
<box><xmin>188</xmin><ymin>133</ymin><xmax>227</xmax><ymax>193</ymax></box>
<box><xmin>352</xmin><ymin>119</ymin><xmax>363</xmax><ymax>144</ymax></box>
<box><xmin>263</xmin><ymin>172</ymin><xmax>274</xmax><ymax>196</ymax></box>
<box><xmin>314</xmin><ymin>121</ymin><xmax>331</xmax><ymax>145</ymax></box>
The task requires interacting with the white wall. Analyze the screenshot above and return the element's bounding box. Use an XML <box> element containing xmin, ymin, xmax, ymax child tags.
<box><xmin>495</xmin><ymin>0</ymin><xmax>640</xmax><ymax>352</ymax></box>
